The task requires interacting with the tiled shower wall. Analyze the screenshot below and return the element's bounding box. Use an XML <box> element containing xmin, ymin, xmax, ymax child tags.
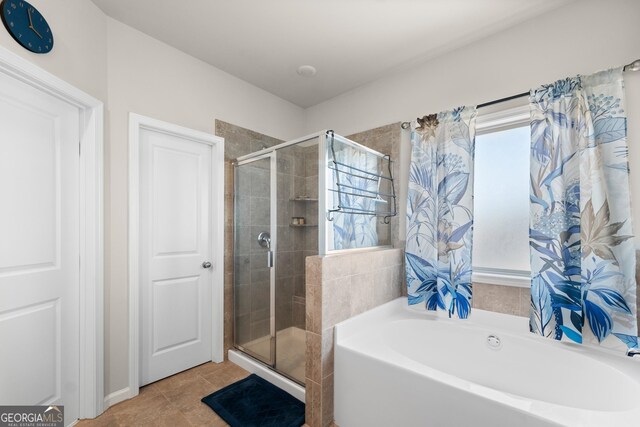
<box><xmin>275</xmin><ymin>143</ymin><xmax>319</xmax><ymax>332</ymax></box>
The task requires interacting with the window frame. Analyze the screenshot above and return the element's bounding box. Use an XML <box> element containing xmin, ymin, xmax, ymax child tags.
<box><xmin>473</xmin><ymin>103</ymin><xmax>531</xmax><ymax>288</ymax></box>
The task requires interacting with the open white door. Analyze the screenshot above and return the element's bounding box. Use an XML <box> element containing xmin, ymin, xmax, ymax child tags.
<box><xmin>135</xmin><ymin>116</ymin><xmax>223</xmax><ymax>386</ymax></box>
<box><xmin>0</xmin><ymin>70</ymin><xmax>80</xmax><ymax>423</ymax></box>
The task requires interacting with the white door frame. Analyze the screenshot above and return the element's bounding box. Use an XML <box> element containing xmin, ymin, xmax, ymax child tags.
<box><xmin>128</xmin><ymin>113</ymin><xmax>225</xmax><ymax>397</ymax></box>
<box><xmin>0</xmin><ymin>47</ymin><xmax>104</xmax><ymax>418</ymax></box>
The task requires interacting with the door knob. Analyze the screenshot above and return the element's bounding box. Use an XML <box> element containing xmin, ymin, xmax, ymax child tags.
<box><xmin>202</xmin><ymin>261</ymin><xmax>212</xmax><ymax>269</ymax></box>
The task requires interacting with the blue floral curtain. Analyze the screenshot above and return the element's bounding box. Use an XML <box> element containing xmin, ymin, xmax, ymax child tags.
<box><xmin>529</xmin><ymin>68</ymin><xmax>638</xmax><ymax>350</ymax></box>
<box><xmin>405</xmin><ymin>107</ymin><xmax>477</xmax><ymax>318</ymax></box>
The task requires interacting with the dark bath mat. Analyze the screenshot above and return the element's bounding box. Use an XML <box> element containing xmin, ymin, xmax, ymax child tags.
<box><xmin>201</xmin><ymin>374</ymin><xmax>305</xmax><ymax>427</ymax></box>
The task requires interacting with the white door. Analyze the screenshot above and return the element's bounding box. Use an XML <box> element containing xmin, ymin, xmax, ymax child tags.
<box><xmin>139</xmin><ymin>127</ymin><xmax>214</xmax><ymax>385</ymax></box>
<box><xmin>0</xmin><ymin>71</ymin><xmax>80</xmax><ymax>424</ymax></box>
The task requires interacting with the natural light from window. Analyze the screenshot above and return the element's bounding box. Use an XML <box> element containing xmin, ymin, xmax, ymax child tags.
<box><xmin>472</xmin><ymin>125</ymin><xmax>530</xmax><ymax>275</ymax></box>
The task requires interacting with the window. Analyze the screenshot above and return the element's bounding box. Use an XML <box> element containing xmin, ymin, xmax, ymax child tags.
<box><xmin>472</xmin><ymin>106</ymin><xmax>531</xmax><ymax>287</ymax></box>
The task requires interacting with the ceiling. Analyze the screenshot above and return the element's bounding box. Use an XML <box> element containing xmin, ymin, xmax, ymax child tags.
<box><xmin>92</xmin><ymin>0</ymin><xmax>570</xmax><ymax>108</ymax></box>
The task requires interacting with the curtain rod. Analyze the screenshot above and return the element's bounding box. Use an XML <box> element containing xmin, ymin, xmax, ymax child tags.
<box><xmin>400</xmin><ymin>58</ymin><xmax>640</xmax><ymax>130</ymax></box>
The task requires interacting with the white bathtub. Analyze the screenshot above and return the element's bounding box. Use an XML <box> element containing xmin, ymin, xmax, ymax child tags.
<box><xmin>334</xmin><ymin>298</ymin><xmax>640</xmax><ymax>427</ymax></box>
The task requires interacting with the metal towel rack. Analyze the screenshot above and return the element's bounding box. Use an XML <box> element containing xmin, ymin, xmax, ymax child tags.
<box><xmin>326</xmin><ymin>130</ymin><xmax>397</xmax><ymax>224</ymax></box>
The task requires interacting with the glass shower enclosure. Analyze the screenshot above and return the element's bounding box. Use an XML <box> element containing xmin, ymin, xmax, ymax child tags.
<box><xmin>233</xmin><ymin>131</ymin><xmax>394</xmax><ymax>385</ymax></box>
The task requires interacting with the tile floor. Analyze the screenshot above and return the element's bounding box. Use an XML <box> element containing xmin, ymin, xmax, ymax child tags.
<box><xmin>77</xmin><ymin>361</ymin><xmax>250</xmax><ymax>426</ymax></box>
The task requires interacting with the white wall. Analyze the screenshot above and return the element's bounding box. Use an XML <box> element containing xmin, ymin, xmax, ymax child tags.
<box><xmin>104</xmin><ymin>18</ymin><xmax>305</xmax><ymax>395</ymax></box>
<box><xmin>304</xmin><ymin>0</ymin><xmax>640</xmax><ymax>248</ymax></box>
<box><xmin>0</xmin><ymin>0</ymin><xmax>107</xmax><ymax>101</ymax></box>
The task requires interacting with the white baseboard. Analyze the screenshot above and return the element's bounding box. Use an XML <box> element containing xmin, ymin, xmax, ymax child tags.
<box><xmin>103</xmin><ymin>387</ymin><xmax>134</xmax><ymax>409</ymax></box>
<box><xmin>228</xmin><ymin>350</ymin><xmax>305</xmax><ymax>402</ymax></box>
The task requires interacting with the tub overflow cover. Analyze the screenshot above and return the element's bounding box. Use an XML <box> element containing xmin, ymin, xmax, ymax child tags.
<box><xmin>486</xmin><ymin>335</ymin><xmax>502</xmax><ymax>350</ymax></box>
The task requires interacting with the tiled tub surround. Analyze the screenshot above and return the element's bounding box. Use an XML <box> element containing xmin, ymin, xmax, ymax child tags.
<box><xmin>305</xmin><ymin>248</ymin><xmax>404</xmax><ymax>427</ymax></box>
<box><xmin>472</xmin><ymin>283</ymin><xmax>530</xmax><ymax>317</ymax></box>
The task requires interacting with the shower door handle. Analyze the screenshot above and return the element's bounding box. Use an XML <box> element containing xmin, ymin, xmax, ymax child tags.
<box><xmin>267</xmin><ymin>250</ymin><xmax>274</xmax><ymax>268</ymax></box>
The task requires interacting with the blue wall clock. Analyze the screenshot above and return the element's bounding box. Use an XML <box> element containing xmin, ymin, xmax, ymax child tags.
<box><xmin>1</xmin><ymin>0</ymin><xmax>53</xmax><ymax>54</ymax></box>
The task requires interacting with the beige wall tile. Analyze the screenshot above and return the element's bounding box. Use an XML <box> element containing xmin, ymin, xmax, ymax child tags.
<box><xmin>224</xmin><ymin>196</ymin><xmax>234</xmax><ymax>228</ymax></box>
<box><xmin>473</xmin><ymin>283</ymin><xmax>527</xmax><ymax>317</ymax></box>
<box><xmin>224</xmin><ymin>162</ymin><xmax>234</xmax><ymax>197</ymax></box>
<box><xmin>305</xmin><ymin>331</ymin><xmax>321</xmax><ymax>384</ymax></box>
<box><xmin>321</xmin><ymin>374</ymin><xmax>334</xmax><ymax>427</ymax></box>
<box><xmin>374</xmin><ymin>266</ymin><xmax>402</xmax><ymax>306</ymax></box>
<box><xmin>350</xmin><ymin>272</ymin><xmax>377</xmax><ymax>316</ymax></box>
<box><xmin>381</xmin><ymin>248</ymin><xmax>403</xmax><ymax>267</ymax></box>
<box><xmin>224</xmin><ymin>239</ymin><xmax>233</xmax><ymax>278</ymax></box>
<box><xmin>519</xmin><ymin>287</ymin><xmax>530</xmax><ymax>319</ymax></box>
<box><xmin>306</xmin><ymin>256</ymin><xmax>322</xmax><ymax>287</ymax></box>
<box><xmin>292</xmin><ymin>297</ymin><xmax>306</xmax><ymax>329</ymax></box>
<box><xmin>322</xmin><ymin>255</ymin><xmax>352</xmax><ymax>281</ymax></box>
<box><xmin>350</xmin><ymin>252</ymin><xmax>372</xmax><ymax>276</ymax></box>
<box><xmin>322</xmin><ymin>277</ymin><xmax>352</xmax><ymax>328</ymax></box>
<box><xmin>216</xmin><ymin>120</ymin><xmax>281</xmax><ymax>161</ymax></box>
<box><xmin>305</xmin><ymin>379</ymin><xmax>321</xmax><ymax>427</ymax></box>
<box><xmin>321</xmin><ymin>327</ymin><xmax>335</xmax><ymax>378</ymax></box>
<box><xmin>306</xmin><ymin>282</ymin><xmax>322</xmax><ymax>334</ymax></box>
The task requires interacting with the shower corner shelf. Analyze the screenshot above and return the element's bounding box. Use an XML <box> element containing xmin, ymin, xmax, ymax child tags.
<box><xmin>289</xmin><ymin>197</ymin><xmax>318</xmax><ymax>202</ymax></box>
<box><xmin>289</xmin><ymin>223</ymin><xmax>318</xmax><ymax>228</ymax></box>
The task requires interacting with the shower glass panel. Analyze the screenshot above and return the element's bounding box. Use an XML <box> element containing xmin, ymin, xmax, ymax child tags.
<box><xmin>274</xmin><ymin>142</ymin><xmax>318</xmax><ymax>384</ymax></box>
<box><xmin>233</xmin><ymin>154</ymin><xmax>275</xmax><ymax>366</ymax></box>
<box><xmin>326</xmin><ymin>134</ymin><xmax>394</xmax><ymax>251</ymax></box>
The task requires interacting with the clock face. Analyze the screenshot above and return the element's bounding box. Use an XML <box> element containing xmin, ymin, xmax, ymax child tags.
<box><xmin>1</xmin><ymin>0</ymin><xmax>53</xmax><ymax>54</ymax></box>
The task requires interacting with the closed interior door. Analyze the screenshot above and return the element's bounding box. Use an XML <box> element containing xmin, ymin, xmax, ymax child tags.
<box><xmin>0</xmin><ymin>71</ymin><xmax>80</xmax><ymax>424</ymax></box>
<box><xmin>139</xmin><ymin>127</ymin><xmax>214</xmax><ymax>386</ymax></box>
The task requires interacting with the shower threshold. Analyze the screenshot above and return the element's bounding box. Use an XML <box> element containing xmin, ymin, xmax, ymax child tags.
<box><xmin>229</xmin><ymin>345</ymin><xmax>306</xmax><ymax>403</ymax></box>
